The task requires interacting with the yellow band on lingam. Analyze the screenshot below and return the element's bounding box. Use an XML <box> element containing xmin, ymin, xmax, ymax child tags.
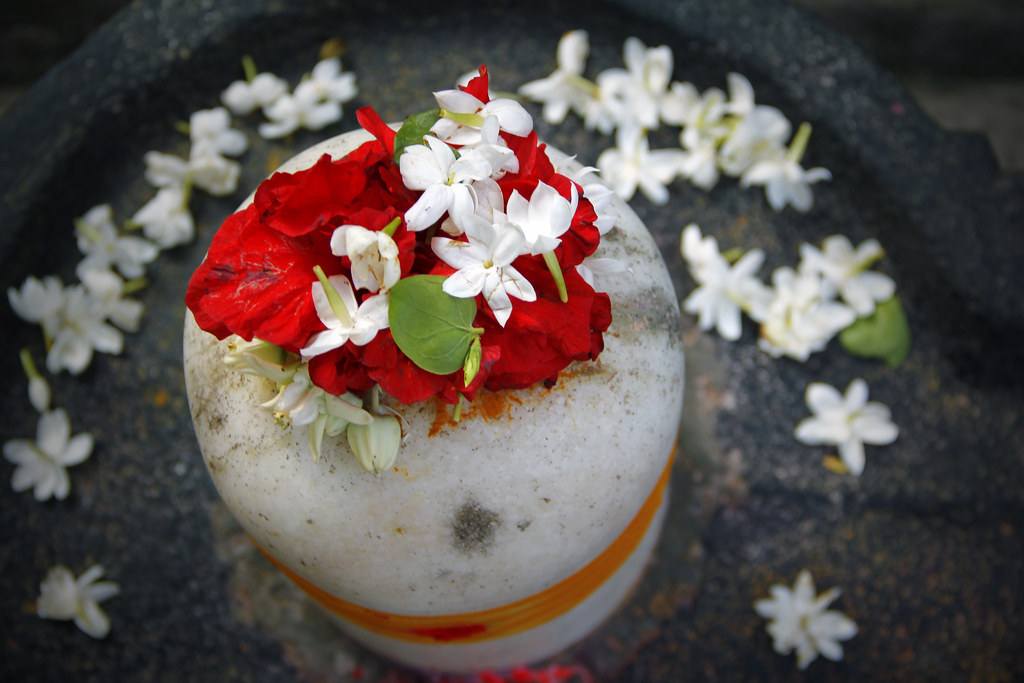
<box><xmin>257</xmin><ymin>447</ymin><xmax>675</xmax><ymax>645</ymax></box>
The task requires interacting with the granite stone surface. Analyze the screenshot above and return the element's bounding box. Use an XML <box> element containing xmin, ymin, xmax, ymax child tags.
<box><xmin>0</xmin><ymin>0</ymin><xmax>1020</xmax><ymax>680</ymax></box>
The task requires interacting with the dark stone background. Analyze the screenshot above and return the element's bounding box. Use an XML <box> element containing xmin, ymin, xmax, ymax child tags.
<box><xmin>0</xmin><ymin>0</ymin><xmax>1021</xmax><ymax>681</ymax></box>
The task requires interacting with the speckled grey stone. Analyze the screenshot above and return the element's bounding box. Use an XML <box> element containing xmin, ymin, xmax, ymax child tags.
<box><xmin>1</xmin><ymin>0</ymin><xmax>1021</xmax><ymax>681</ymax></box>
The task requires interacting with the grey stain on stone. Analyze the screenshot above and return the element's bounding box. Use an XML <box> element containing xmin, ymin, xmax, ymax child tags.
<box><xmin>450</xmin><ymin>499</ymin><xmax>501</xmax><ymax>555</ymax></box>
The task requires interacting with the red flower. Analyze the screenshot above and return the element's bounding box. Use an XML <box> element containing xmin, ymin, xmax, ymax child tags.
<box><xmin>185</xmin><ymin>89</ymin><xmax>612</xmax><ymax>408</ymax></box>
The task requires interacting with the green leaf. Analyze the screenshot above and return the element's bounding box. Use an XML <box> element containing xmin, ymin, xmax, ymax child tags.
<box><xmin>388</xmin><ymin>274</ymin><xmax>481</xmax><ymax>376</ymax></box>
<box><xmin>393</xmin><ymin>108</ymin><xmax>442</xmax><ymax>163</ymax></box>
<box><xmin>839</xmin><ymin>295</ymin><xmax>911</xmax><ymax>367</ymax></box>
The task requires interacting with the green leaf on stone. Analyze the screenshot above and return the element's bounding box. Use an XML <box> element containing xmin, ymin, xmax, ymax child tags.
<box><xmin>393</xmin><ymin>108</ymin><xmax>442</xmax><ymax>163</ymax></box>
<box><xmin>839</xmin><ymin>295</ymin><xmax>911</xmax><ymax>367</ymax></box>
<box><xmin>388</xmin><ymin>274</ymin><xmax>482</xmax><ymax>376</ymax></box>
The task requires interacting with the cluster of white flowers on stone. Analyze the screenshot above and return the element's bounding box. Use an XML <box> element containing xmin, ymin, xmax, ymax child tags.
<box><xmin>680</xmin><ymin>224</ymin><xmax>896</xmax><ymax>362</ymax></box>
<box><xmin>36</xmin><ymin>564</ymin><xmax>120</xmax><ymax>639</ymax></box>
<box><xmin>519</xmin><ymin>31</ymin><xmax>830</xmax><ymax>211</ymax></box>
<box><xmin>4</xmin><ymin>46</ymin><xmax>362</xmax><ymax>645</ymax></box>
<box><xmin>754</xmin><ymin>569</ymin><xmax>858</xmax><ymax>669</ymax></box>
<box><xmin>138</xmin><ymin>106</ymin><xmax>248</xmax><ymax>248</ymax></box>
<box><xmin>221</xmin><ymin>56</ymin><xmax>357</xmax><ymax>139</ymax></box>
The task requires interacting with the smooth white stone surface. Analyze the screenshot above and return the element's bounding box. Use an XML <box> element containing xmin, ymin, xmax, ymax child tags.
<box><xmin>184</xmin><ymin>129</ymin><xmax>684</xmax><ymax>656</ymax></box>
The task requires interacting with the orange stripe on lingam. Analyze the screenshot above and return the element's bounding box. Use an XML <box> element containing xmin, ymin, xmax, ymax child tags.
<box><xmin>256</xmin><ymin>447</ymin><xmax>675</xmax><ymax>645</ymax></box>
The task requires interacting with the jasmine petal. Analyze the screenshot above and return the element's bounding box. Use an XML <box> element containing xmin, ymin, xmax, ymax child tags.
<box><xmin>4</xmin><ymin>408</ymin><xmax>93</xmax><ymax>501</ymax></box>
<box><xmin>37</xmin><ymin>564</ymin><xmax>119</xmax><ymax>638</ymax></box>
<box><xmin>754</xmin><ymin>569</ymin><xmax>857</xmax><ymax>669</ymax></box>
<box><xmin>794</xmin><ymin>378</ymin><xmax>899</xmax><ymax>475</ymax></box>
<box><xmin>74</xmin><ymin>204</ymin><xmax>158</xmax><ymax>279</ymax></box>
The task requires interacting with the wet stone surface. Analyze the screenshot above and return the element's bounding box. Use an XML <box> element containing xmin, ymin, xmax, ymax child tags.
<box><xmin>0</xmin><ymin>0</ymin><xmax>1022</xmax><ymax>681</ymax></box>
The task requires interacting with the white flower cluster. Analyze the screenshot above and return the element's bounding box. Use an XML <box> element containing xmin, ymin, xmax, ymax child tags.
<box><xmin>754</xmin><ymin>569</ymin><xmax>858</xmax><ymax>670</ymax></box>
<box><xmin>393</xmin><ymin>79</ymin><xmax>613</xmax><ymax>327</ymax></box>
<box><xmin>519</xmin><ymin>31</ymin><xmax>830</xmax><ymax>211</ymax></box>
<box><xmin>6</xmin><ymin>46</ymin><xmax>357</xmax><ymax>642</ymax></box>
<box><xmin>9</xmin><ymin>205</ymin><xmax>150</xmax><ymax>375</ymax></box>
<box><xmin>221</xmin><ymin>56</ymin><xmax>357</xmax><ymax>139</ymax></box>
<box><xmin>680</xmin><ymin>224</ymin><xmax>895</xmax><ymax>360</ymax></box>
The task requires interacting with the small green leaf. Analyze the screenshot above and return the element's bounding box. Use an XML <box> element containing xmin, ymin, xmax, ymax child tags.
<box><xmin>839</xmin><ymin>295</ymin><xmax>911</xmax><ymax>366</ymax></box>
<box><xmin>393</xmin><ymin>108</ymin><xmax>442</xmax><ymax>163</ymax></box>
<box><xmin>388</xmin><ymin>274</ymin><xmax>481</xmax><ymax>376</ymax></box>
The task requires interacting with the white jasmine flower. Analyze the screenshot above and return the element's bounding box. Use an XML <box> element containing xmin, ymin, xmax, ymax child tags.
<box><xmin>304</xmin><ymin>57</ymin><xmax>357</xmax><ymax>105</ymax></box>
<box><xmin>79</xmin><ymin>267</ymin><xmax>144</xmax><ymax>332</ymax></box>
<box><xmin>4</xmin><ymin>408</ymin><xmax>93</xmax><ymax>501</ymax></box>
<box><xmin>795</xmin><ymin>378</ymin><xmax>899</xmax><ymax>475</ymax></box>
<box><xmin>189</xmin><ymin>107</ymin><xmax>247</xmax><ymax>157</ymax></box>
<box><xmin>143</xmin><ymin>150</ymin><xmax>189</xmax><ymax>188</ymax></box>
<box><xmin>754</xmin><ymin>569</ymin><xmax>857</xmax><ymax>670</ymax></box>
<box><xmin>46</xmin><ymin>283</ymin><xmax>124</xmax><ymax>375</ymax></box>
<box><xmin>677</xmin><ymin>135</ymin><xmax>722</xmax><ymax>191</ymax></box>
<box><xmin>597</xmin><ymin>126</ymin><xmax>685</xmax><ymax>204</ymax></box>
<box><xmin>301</xmin><ymin>275</ymin><xmax>389</xmax><ymax>358</ymax></box>
<box><xmin>723</xmin><ymin>72</ymin><xmax>756</xmax><ymax>117</ymax></box>
<box><xmin>758</xmin><ymin>267</ymin><xmax>856</xmax><ymax>362</ymax></box>
<box><xmin>131</xmin><ymin>186</ymin><xmax>195</xmax><ymax>249</ymax></box>
<box><xmin>458</xmin><ymin>115</ymin><xmax>519</xmax><ymax>177</ymax></box>
<box><xmin>8</xmin><ymin>275</ymin><xmax>67</xmax><ymax>338</ymax></box>
<box><xmin>659</xmin><ymin>80</ymin><xmax>700</xmax><ymax>127</ymax></box>
<box><xmin>580</xmin><ymin>75</ymin><xmax>633</xmax><ymax>135</ymax></box>
<box><xmin>330</xmin><ymin>224</ymin><xmax>401</xmax><ymax>293</ymax></box>
<box><xmin>717</xmin><ymin>106</ymin><xmax>791</xmax><ymax>177</ymax></box>
<box><xmin>591</xmin><ymin>37</ymin><xmax>673</xmax><ymax>131</ymax></box>
<box><xmin>680</xmin><ymin>224</ymin><xmax>771</xmax><ymax>341</ymax></box>
<box><xmin>221</xmin><ymin>71</ymin><xmax>289</xmax><ymax>115</ymax></box>
<box><xmin>799</xmin><ymin>236</ymin><xmax>895</xmax><ymax>316</ymax></box>
<box><xmin>188</xmin><ymin>140</ymin><xmax>241</xmax><ymax>196</ymax></box>
<box><xmin>518</xmin><ymin>29</ymin><xmax>594</xmax><ymax>125</ymax></box>
<box><xmin>258</xmin><ymin>83</ymin><xmax>342</xmax><ymax>139</ymax></box>
<box><xmin>430</xmin><ymin>85</ymin><xmax>533</xmax><ymax>147</ymax></box>
<box><xmin>20</xmin><ymin>348</ymin><xmax>51</xmax><ymax>413</ymax></box>
<box><xmin>143</xmin><ymin>144</ymin><xmax>239</xmax><ymax>198</ymax></box>
<box><xmin>261</xmin><ymin>363</ymin><xmax>371</xmax><ymax>461</ymax></box>
<box><xmin>432</xmin><ymin>214</ymin><xmax>536</xmax><ymax>327</ymax></box>
<box><xmin>678</xmin><ymin>86</ymin><xmax>730</xmax><ymax>151</ymax></box>
<box><xmin>74</xmin><ymin>204</ymin><xmax>158</xmax><ymax>279</ymax></box>
<box><xmin>37</xmin><ymin>564</ymin><xmax>119</xmax><ymax>639</ymax></box>
<box><xmin>741</xmin><ymin>122</ymin><xmax>831</xmax><ymax>212</ymax></box>
<box><xmin>576</xmin><ymin>257</ymin><xmax>627</xmax><ymax>288</ymax></box>
<box><xmin>223</xmin><ymin>337</ymin><xmax>296</xmax><ymax>383</ymax></box>
<box><xmin>400</xmin><ymin>135</ymin><xmax>492</xmax><ymax>231</ymax></box>
<box><xmin>505</xmin><ymin>180</ymin><xmax>578</xmax><ymax>255</ymax></box>
<box><xmin>561</xmin><ymin>165</ymin><xmax>616</xmax><ymax>235</ymax></box>
<box><xmin>439</xmin><ymin>176</ymin><xmax>506</xmax><ymax>237</ymax></box>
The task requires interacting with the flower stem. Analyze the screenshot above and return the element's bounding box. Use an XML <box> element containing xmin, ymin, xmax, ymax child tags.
<box><xmin>242</xmin><ymin>55</ymin><xmax>258</xmax><ymax>83</ymax></box>
<box><xmin>543</xmin><ymin>251</ymin><xmax>569</xmax><ymax>303</ymax></box>
<box><xmin>122</xmin><ymin>277</ymin><xmax>149</xmax><ymax>295</ymax></box>
<box><xmin>19</xmin><ymin>347</ymin><xmax>41</xmax><ymax>381</ymax></box>
<box><xmin>786</xmin><ymin>122</ymin><xmax>812</xmax><ymax>164</ymax></box>
<box><xmin>567</xmin><ymin>74</ymin><xmax>601</xmax><ymax>98</ymax></box>
<box><xmin>73</xmin><ymin>217</ymin><xmax>102</xmax><ymax>245</ymax></box>
<box><xmin>382</xmin><ymin>216</ymin><xmax>401</xmax><ymax>237</ymax></box>
<box><xmin>313</xmin><ymin>265</ymin><xmax>354</xmax><ymax>327</ymax></box>
<box><xmin>440</xmin><ymin>109</ymin><xmax>486</xmax><ymax>129</ymax></box>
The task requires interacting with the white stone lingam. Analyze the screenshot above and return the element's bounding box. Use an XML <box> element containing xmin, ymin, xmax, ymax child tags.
<box><xmin>183</xmin><ymin>129</ymin><xmax>685</xmax><ymax>674</ymax></box>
